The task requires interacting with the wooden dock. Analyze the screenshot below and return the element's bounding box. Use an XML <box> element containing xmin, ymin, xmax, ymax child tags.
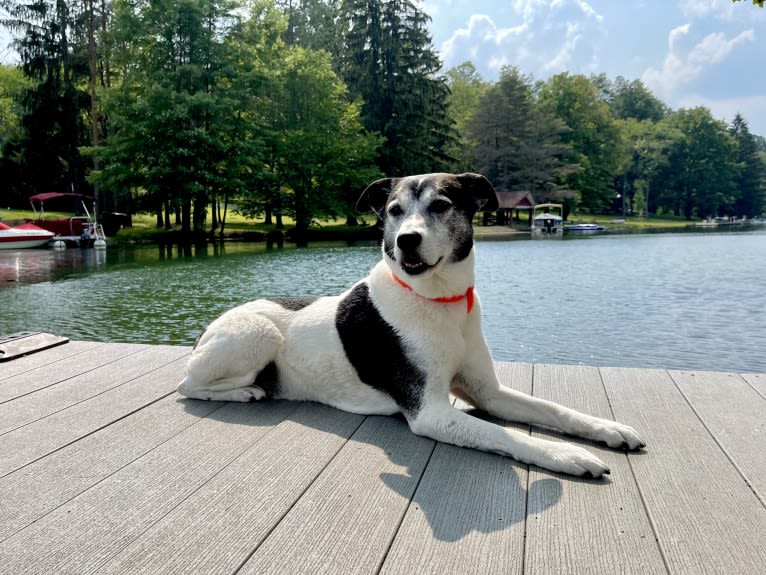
<box><xmin>1</xmin><ymin>341</ymin><xmax>765</xmax><ymax>574</ymax></box>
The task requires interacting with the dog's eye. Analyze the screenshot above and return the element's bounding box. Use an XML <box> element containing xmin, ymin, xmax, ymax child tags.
<box><xmin>387</xmin><ymin>204</ymin><xmax>403</xmax><ymax>217</ymax></box>
<box><xmin>429</xmin><ymin>199</ymin><xmax>452</xmax><ymax>214</ymax></box>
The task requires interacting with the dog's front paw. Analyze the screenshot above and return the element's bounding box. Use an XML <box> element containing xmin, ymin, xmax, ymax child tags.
<box><xmin>594</xmin><ymin>421</ymin><xmax>645</xmax><ymax>451</ymax></box>
<box><xmin>543</xmin><ymin>443</ymin><xmax>611</xmax><ymax>478</ymax></box>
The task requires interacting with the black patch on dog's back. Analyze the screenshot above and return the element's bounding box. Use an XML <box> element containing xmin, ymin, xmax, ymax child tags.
<box><xmin>267</xmin><ymin>296</ymin><xmax>319</xmax><ymax>311</ymax></box>
<box><xmin>335</xmin><ymin>282</ymin><xmax>425</xmax><ymax>415</ymax></box>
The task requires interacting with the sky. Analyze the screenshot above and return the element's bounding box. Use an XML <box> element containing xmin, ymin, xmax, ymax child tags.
<box><xmin>2</xmin><ymin>0</ymin><xmax>764</xmax><ymax>135</ymax></box>
<box><xmin>421</xmin><ymin>0</ymin><xmax>766</xmax><ymax>135</ymax></box>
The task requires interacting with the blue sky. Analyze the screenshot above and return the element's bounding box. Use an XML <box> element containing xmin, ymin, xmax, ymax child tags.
<box><xmin>422</xmin><ymin>0</ymin><xmax>766</xmax><ymax>135</ymax></box>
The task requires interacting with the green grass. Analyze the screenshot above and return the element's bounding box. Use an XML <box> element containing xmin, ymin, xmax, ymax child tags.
<box><xmin>566</xmin><ymin>213</ymin><xmax>691</xmax><ymax>230</ymax></box>
<box><xmin>3</xmin><ymin>204</ymin><xmax>694</xmax><ymax>244</ymax></box>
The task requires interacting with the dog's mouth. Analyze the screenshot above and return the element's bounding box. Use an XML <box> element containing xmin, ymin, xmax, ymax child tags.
<box><xmin>400</xmin><ymin>254</ymin><xmax>440</xmax><ymax>276</ymax></box>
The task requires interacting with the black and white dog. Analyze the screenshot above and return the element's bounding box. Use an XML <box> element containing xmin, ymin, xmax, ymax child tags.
<box><xmin>178</xmin><ymin>172</ymin><xmax>644</xmax><ymax>477</ymax></box>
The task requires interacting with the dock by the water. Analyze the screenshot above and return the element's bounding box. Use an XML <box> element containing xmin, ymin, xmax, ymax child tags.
<box><xmin>1</xmin><ymin>341</ymin><xmax>765</xmax><ymax>574</ymax></box>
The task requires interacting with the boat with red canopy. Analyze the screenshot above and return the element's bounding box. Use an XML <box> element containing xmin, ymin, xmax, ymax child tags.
<box><xmin>28</xmin><ymin>192</ymin><xmax>106</xmax><ymax>248</ymax></box>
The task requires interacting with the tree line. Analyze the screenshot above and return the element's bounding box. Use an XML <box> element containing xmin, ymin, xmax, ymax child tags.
<box><xmin>1</xmin><ymin>0</ymin><xmax>764</xmax><ymax>240</ymax></box>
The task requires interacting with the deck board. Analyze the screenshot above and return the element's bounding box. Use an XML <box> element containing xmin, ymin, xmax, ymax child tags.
<box><xmin>601</xmin><ymin>367</ymin><xmax>766</xmax><ymax>574</ymax></box>
<box><xmin>1</xmin><ymin>342</ymin><xmax>766</xmax><ymax>574</ymax></box>
<box><xmin>670</xmin><ymin>370</ymin><xmax>766</xmax><ymax>503</ymax></box>
<box><xmin>524</xmin><ymin>364</ymin><xmax>666</xmax><ymax>575</ymax></box>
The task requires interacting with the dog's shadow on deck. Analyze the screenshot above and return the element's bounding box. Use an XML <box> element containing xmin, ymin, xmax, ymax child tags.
<box><xmin>377</xmin><ymin>407</ymin><xmax>565</xmax><ymax>543</ymax></box>
<box><xmin>181</xmin><ymin>396</ymin><xmax>576</xmax><ymax>543</ymax></box>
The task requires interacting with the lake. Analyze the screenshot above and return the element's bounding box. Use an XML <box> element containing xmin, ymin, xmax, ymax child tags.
<box><xmin>1</xmin><ymin>230</ymin><xmax>764</xmax><ymax>373</ymax></box>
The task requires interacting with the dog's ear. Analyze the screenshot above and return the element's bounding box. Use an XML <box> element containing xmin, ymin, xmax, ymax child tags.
<box><xmin>357</xmin><ymin>177</ymin><xmax>396</xmax><ymax>218</ymax></box>
<box><xmin>456</xmin><ymin>173</ymin><xmax>499</xmax><ymax>213</ymax></box>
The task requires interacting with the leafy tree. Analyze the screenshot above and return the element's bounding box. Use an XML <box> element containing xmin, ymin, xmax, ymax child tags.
<box><xmin>0</xmin><ymin>0</ymin><xmax>93</xmax><ymax>200</ymax></box>
<box><xmin>340</xmin><ymin>0</ymin><xmax>455</xmax><ymax>176</ymax></box>
<box><xmin>445</xmin><ymin>61</ymin><xmax>489</xmax><ymax>169</ymax></box>
<box><xmin>466</xmin><ymin>66</ymin><xmax>577</xmax><ymax>209</ymax></box>
<box><xmin>97</xmin><ymin>0</ymin><xmax>245</xmax><ymax>235</ymax></box>
<box><xmin>655</xmin><ymin>108</ymin><xmax>737</xmax><ymax>219</ymax></box>
<box><xmin>729</xmin><ymin>114</ymin><xmax>766</xmax><ymax>218</ymax></box>
<box><xmin>619</xmin><ymin>118</ymin><xmax>678</xmax><ymax>216</ymax></box>
<box><xmin>276</xmin><ymin>0</ymin><xmax>343</xmax><ymax>61</ymax></box>
<box><xmin>539</xmin><ymin>73</ymin><xmax>626</xmax><ymax>211</ymax></box>
<box><xmin>270</xmin><ymin>46</ymin><xmax>381</xmax><ymax>239</ymax></box>
<box><xmin>607</xmin><ymin>76</ymin><xmax>669</xmax><ymax>122</ymax></box>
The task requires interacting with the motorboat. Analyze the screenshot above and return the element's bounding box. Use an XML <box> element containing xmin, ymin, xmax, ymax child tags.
<box><xmin>531</xmin><ymin>203</ymin><xmax>564</xmax><ymax>236</ymax></box>
<box><xmin>27</xmin><ymin>192</ymin><xmax>106</xmax><ymax>248</ymax></box>
<box><xmin>0</xmin><ymin>222</ymin><xmax>55</xmax><ymax>249</ymax></box>
<box><xmin>565</xmin><ymin>223</ymin><xmax>606</xmax><ymax>233</ymax></box>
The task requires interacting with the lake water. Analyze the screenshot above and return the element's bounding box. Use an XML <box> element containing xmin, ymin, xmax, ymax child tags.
<box><xmin>1</xmin><ymin>230</ymin><xmax>764</xmax><ymax>373</ymax></box>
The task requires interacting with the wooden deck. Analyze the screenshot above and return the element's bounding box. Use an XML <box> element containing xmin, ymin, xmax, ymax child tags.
<box><xmin>1</xmin><ymin>341</ymin><xmax>765</xmax><ymax>574</ymax></box>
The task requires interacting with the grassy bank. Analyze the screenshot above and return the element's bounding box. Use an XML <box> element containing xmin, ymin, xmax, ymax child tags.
<box><xmin>2</xmin><ymin>206</ymin><xmax>696</xmax><ymax>245</ymax></box>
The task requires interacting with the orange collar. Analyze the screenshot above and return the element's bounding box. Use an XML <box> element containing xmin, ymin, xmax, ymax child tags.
<box><xmin>391</xmin><ymin>272</ymin><xmax>474</xmax><ymax>314</ymax></box>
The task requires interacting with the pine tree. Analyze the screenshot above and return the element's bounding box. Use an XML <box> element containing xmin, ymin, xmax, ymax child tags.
<box><xmin>339</xmin><ymin>0</ymin><xmax>455</xmax><ymax>176</ymax></box>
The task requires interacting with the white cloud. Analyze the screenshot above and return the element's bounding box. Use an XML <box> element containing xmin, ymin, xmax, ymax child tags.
<box><xmin>439</xmin><ymin>0</ymin><xmax>603</xmax><ymax>78</ymax></box>
<box><xmin>642</xmin><ymin>26</ymin><xmax>754</xmax><ymax>99</ymax></box>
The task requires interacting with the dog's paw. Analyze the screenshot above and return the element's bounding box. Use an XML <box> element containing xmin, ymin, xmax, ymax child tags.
<box><xmin>544</xmin><ymin>443</ymin><xmax>611</xmax><ymax>478</ymax></box>
<box><xmin>594</xmin><ymin>421</ymin><xmax>646</xmax><ymax>451</ymax></box>
<box><xmin>208</xmin><ymin>386</ymin><xmax>266</xmax><ymax>403</ymax></box>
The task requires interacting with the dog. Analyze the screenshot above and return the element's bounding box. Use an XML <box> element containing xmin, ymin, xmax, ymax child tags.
<box><xmin>177</xmin><ymin>172</ymin><xmax>644</xmax><ymax>477</ymax></box>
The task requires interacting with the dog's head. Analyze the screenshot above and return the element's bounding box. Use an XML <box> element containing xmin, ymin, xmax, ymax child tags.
<box><xmin>358</xmin><ymin>173</ymin><xmax>498</xmax><ymax>279</ymax></box>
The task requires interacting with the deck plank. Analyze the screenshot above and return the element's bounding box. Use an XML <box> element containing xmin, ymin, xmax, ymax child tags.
<box><xmin>379</xmin><ymin>362</ymin><xmax>533</xmax><ymax>575</ymax></box>
<box><xmin>0</xmin><ymin>344</ymin><xmax>189</xmax><ymax>434</ymax></box>
<box><xmin>0</xmin><ymin>401</ymin><xmax>300</xmax><ymax>575</ymax></box>
<box><xmin>0</xmin><ymin>341</ymin><xmax>145</xmax><ymax>402</ymax></box>
<box><xmin>98</xmin><ymin>403</ymin><xmax>365</xmax><ymax>575</ymax></box>
<box><xmin>0</xmin><ymin>393</ymin><xmax>220</xmax><ymax>541</ymax></box>
<box><xmin>238</xmin><ymin>415</ymin><xmax>435</xmax><ymax>575</ymax></box>
<box><xmin>0</xmin><ymin>339</ymin><xmax>100</xmax><ymax>381</ymax></box>
<box><xmin>669</xmin><ymin>370</ymin><xmax>766</xmax><ymax>503</ymax></box>
<box><xmin>601</xmin><ymin>366</ymin><xmax>766</xmax><ymax>573</ymax></box>
<box><xmin>523</xmin><ymin>364</ymin><xmax>665</xmax><ymax>575</ymax></box>
<box><xmin>742</xmin><ymin>372</ymin><xmax>766</xmax><ymax>397</ymax></box>
<box><xmin>0</xmin><ymin>354</ymin><xmax>188</xmax><ymax>477</ymax></box>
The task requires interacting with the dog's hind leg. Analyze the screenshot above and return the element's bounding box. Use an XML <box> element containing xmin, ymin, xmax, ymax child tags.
<box><xmin>177</xmin><ymin>313</ymin><xmax>284</xmax><ymax>403</ymax></box>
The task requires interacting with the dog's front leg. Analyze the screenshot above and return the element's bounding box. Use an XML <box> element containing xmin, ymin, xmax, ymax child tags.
<box><xmin>407</xmin><ymin>400</ymin><xmax>611</xmax><ymax>478</ymax></box>
<box><xmin>456</xmin><ymin>338</ymin><xmax>645</xmax><ymax>451</ymax></box>
<box><xmin>472</xmin><ymin>384</ymin><xmax>645</xmax><ymax>450</ymax></box>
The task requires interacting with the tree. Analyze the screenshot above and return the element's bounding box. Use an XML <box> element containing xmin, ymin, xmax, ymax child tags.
<box><xmin>97</xmin><ymin>0</ymin><xmax>245</xmax><ymax>235</ymax></box>
<box><xmin>607</xmin><ymin>76</ymin><xmax>669</xmax><ymax>122</ymax></box>
<box><xmin>270</xmin><ymin>46</ymin><xmax>381</xmax><ymax>240</ymax></box>
<box><xmin>729</xmin><ymin>114</ymin><xmax>766</xmax><ymax>218</ymax></box>
<box><xmin>445</xmin><ymin>61</ymin><xmax>489</xmax><ymax>170</ymax></box>
<box><xmin>655</xmin><ymin>108</ymin><xmax>738</xmax><ymax>219</ymax></box>
<box><xmin>466</xmin><ymin>66</ymin><xmax>577</xmax><ymax>210</ymax></box>
<box><xmin>340</xmin><ymin>0</ymin><xmax>455</xmax><ymax>176</ymax></box>
<box><xmin>539</xmin><ymin>73</ymin><xmax>626</xmax><ymax>211</ymax></box>
<box><xmin>276</xmin><ymin>0</ymin><xmax>343</xmax><ymax>61</ymax></box>
<box><xmin>0</xmin><ymin>0</ymin><xmax>94</xmax><ymax>200</ymax></box>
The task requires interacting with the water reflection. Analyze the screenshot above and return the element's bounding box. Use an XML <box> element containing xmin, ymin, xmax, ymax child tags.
<box><xmin>0</xmin><ymin>248</ymin><xmax>107</xmax><ymax>286</ymax></box>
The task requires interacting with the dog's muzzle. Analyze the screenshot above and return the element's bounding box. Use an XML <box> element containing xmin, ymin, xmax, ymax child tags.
<box><xmin>396</xmin><ymin>232</ymin><xmax>436</xmax><ymax>275</ymax></box>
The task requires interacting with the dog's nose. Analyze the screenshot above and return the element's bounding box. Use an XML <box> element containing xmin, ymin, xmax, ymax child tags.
<box><xmin>397</xmin><ymin>232</ymin><xmax>422</xmax><ymax>252</ymax></box>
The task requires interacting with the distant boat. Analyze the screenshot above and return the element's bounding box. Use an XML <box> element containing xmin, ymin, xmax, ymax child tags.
<box><xmin>0</xmin><ymin>222</ymin><xmax>55</xmax><ymax>249</ymax></box>
<box><xmin>565</xmin><ymin>223</ymin><xmax>606</xmax><ymax>233</ymax></box>
<box><xmin>531</xmin><ymin>203</ymin><xmax>564</xmax><ymax>236</ymax></box>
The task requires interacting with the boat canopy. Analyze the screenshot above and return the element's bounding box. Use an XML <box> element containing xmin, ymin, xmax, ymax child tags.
<box><xmin>29</xmin><ymin>192</ymin><xmax>94</xmax><ymax>203</ymax></box>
